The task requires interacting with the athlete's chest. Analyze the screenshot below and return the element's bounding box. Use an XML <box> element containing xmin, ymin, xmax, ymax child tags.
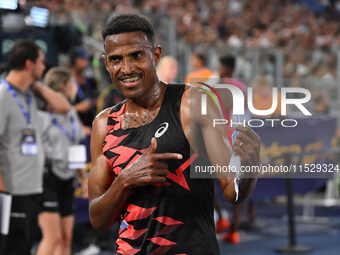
<box><xmin>105</xmin><ymin>118</ymin><xmax>186</xmax><ymax>170</ymax></box>
<box><xmin>120</xmin><ymin>108</ymin><xmax>159</xmax><ymax>129</ymax></box>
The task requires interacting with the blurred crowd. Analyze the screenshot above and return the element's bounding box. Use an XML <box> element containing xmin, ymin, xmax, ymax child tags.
<box><xmin>1</xmin><ymin>0</ymin><xmax>340</xmax><ymax>254</ymax></box>
<box><xmin>19</xmin><ymin>0</ymin><xmax>340</xmax><ymax>95</ymax></box>
<box><xmin>25</xmin><ymin>0</ymin><xmax>340</xmax><ymax>51</ymax></box>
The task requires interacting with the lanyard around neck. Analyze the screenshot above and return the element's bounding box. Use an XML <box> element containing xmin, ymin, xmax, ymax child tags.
<box><xmin>49</xmin><ymin>113</ymin><xmax>77</xmax><ymax>143</ymax></box>
<box><xmin>1</xmin><ymin>79</ymin><xmax>32</xmax><ymax>125</ymax></box>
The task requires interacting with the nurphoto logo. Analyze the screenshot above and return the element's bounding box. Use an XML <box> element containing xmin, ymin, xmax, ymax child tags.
<box><xmin>199</xmin><ymin>83</ymin><xmax>312</xmax><ymax>128</ymax></box>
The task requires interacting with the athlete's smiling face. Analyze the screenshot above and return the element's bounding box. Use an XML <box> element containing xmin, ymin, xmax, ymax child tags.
<box><xmin>103</xmin><ymin>31</ymin><xmax>162</xmax><ymax>101</ymax></box>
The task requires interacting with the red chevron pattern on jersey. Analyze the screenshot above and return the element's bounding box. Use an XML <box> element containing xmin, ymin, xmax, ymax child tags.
<box><xmin>118</xmin><ymin>205</ymin><xmax>184</xmax><ymax>244</ymax></box>
<box><xmin>107</xmin><ymin>103</ymin><xmax>126</xmax><ymax>133</ymax></box>
<box><xmin>120</xmin><ymin>225</ymin><xmax>148</xmax><ymax>240</ymax></box>
<box><xmin>102</xmin><ymin>133</ymin><xmax>129</xmax><ymax>154</ymax></box>
<box><xmin>124</xmin><ymin>205</ymin><xmax>158</xmax><ymax>222</ymax></box>
<box><xmin>109</xmin><ymin>145</ymin><xmax>147</xmax><ymax>175</ymax></box>
<box><xmin>147</xmin><ymin>237</ymin><xmax>176</xmax><ymax>255</ymax></box>
<box><xmin>103</xmin><ymin>102</ymin><xmax>149</xmax><ymax>175</ymax></box>
<box><xmin>167</xmin><ymin>153</ymin><xmax>198</xmax><ymax>191</ymax></box>
<box><xmin>153</xmin><ymin>216</ymin><xmax>183</xmax><ymax>236</ymax></box>
<box><xmin>116</xmin><ymin>239</ymin><xmax>141</xmax><ymax>255</ymax></box>
<box><xmin>117</xmin><ymin>203</ymin><xmax>184</xmax><ymax>254</ymax></box>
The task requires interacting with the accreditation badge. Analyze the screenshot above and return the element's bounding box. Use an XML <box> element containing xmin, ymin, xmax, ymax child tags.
<box><xmin>21</xmin><ymin>128</ymin><xmax>38</xmax><ymax>155</ymax></box>
<box><xmin>67</xmin><ymin>144</ymin><xmax>86</xmax><ymax>170</ymax></box>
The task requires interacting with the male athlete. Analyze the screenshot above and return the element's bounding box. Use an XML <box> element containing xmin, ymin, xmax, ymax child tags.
<box><xmin>88</xmin><ymin>14</ymin><xmax>260</xmax><ymax>254</ymax></box>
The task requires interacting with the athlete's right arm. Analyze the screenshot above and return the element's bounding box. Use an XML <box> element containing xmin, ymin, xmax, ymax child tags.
<box><xmin>88</xmin><ymin>109</ymin><xmax>182</xmax><ymax>231</ymax></box>
<box><xmin>88</xmin><ymin>108</ymin><xmax>129</xmax><ymax>231</ymax></box>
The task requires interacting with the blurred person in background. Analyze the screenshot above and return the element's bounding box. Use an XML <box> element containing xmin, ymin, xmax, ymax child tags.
<box><xmin>250</xmin><ymin>75</ymin><xmax>281</xmax><ymax>118</ymax></box>
<box><xmin>69</xmin><ymin>46</ymin><xmax>98</xmax><ymax>185</ymax></box>
<box><xmin>215</xmin><ymin>55</ymin><xmax>246</xmax><ymax>134</ymax></box>
<box><xmin>36</xmin><ymin>67</ymin><xmax>86</xmax><ymax>255</ymax></box>
<box><xmin>96</xmin><ymin>57</ymin><xmax>125</xmax><ymax>113</ymax></box>
<box><xmin>0</xmin><ymin>39</ymin><xmax>70</xmax><ymax>255</ymax></box>
<box><xmin>213</xmin><ymin>55</ymin><xmax>246</xmax><ymax>244</ymax></box>
<box><xmin>313</xmin><ymin>90</ymin><xmax>330</xmax><ymax>115</ymax></box>
<box><xmin>185</xmin><ymin>52</ymin><xmax>213</xmax><ymax>85</ymax></box>
<box><xmin>156</xmin><ymin>55</ymin><xmax>179</xmax><ymax>83</ymax></box>
<box><xmin>69</xmin><ymin>46</ymin><xmax>98</xmax><ymax>134</ymax></box>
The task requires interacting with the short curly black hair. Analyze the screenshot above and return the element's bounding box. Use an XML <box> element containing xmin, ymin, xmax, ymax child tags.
<box><xmin>102</xmin><ymin>13</ymin><xmax>155</xmax><ymax>45</ymax></box>
<box><xmin>7</xmin><ymin>39</ymin><xmax>40</xmax><ymax>71</ymax></box>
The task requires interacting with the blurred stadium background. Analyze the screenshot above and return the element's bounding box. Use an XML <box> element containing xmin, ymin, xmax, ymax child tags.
<box><xmin>1</xmin><ymin>0</ymin><xmax>340</xmax><ymax>254</ymax></box>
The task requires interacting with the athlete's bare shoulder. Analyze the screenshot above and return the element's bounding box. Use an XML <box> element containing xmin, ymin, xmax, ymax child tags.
<box><xmin>181</xmin><ymin>84</ymin><xmax>200</xmax><ymax>107</ymax></box>
<box><xmin>182</xmin><ymin>83</ymin><xmax>208</xmax><ymax>100</ymax></box>
<box><xmin>94</xmin><ymin>100</ymin><xmax>127</xmax><ymax>123</ymax></box>
<box><xmin>179</xmin><ymin>84</ymin><xmax>207</xmax><ymax>144</ymax></box>
<box><xmin>180</xmin><ymin>84</ymin><xmax>212</xmax><ymax>123</ymax></box>
<box><xmin>92</xmin><ymin>107</ymin><xmax>113</xmax><ymax>140</ymax></box>
<box><xmin>94</xmin><ymin>107</ymin><xmax>112</xmax><ymax>125</ymax></box>
<box><xmin>182</xmin><ymin>83</ymin><xmax>196</xmax><ymax>96</ymax></box>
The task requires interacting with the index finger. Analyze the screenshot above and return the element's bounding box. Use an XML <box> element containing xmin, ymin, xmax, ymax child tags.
<box><xmin>151</xmin><ymin>153</ymin><xmax>183</xmax><ymax>160</ymax></box>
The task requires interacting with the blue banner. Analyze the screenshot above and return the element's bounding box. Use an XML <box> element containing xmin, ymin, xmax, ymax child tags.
<box><xmin>251</xmin><ymin>117</ymin><xmax>337</xmax><ymax>199</ymax></box>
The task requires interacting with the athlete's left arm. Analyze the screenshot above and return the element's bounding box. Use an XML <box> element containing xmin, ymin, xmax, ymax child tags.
<box><xmin>180</xmin><ymin>86</ymin><xmax>260</xmax><ymax>204</ymax></box>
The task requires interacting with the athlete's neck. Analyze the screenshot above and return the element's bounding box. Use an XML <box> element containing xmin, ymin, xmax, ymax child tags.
<box><xmin>126</xmin><ymin>81</ymin><xmax>166</xmax><ymax>112</ymax></box>
<box><xmin>6</xmin><ymin>71</ymin><xmax>34</xmax><ymax>93</ymax></box>
<box><xmin>121</xmin><ymin>81</ymin><xmax>166</xmax><ymax>129</ymax></box>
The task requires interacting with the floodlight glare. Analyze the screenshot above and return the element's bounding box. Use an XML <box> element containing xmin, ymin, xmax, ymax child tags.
<box><xmin>29</xmin><ymin>6</ymin><xmax>49</xmax><ymax>28</ymax></box>
<box><xmin>0</xmin><ymin>0</ymin><xmax>18</xmax><ymax>11</ymax></box>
